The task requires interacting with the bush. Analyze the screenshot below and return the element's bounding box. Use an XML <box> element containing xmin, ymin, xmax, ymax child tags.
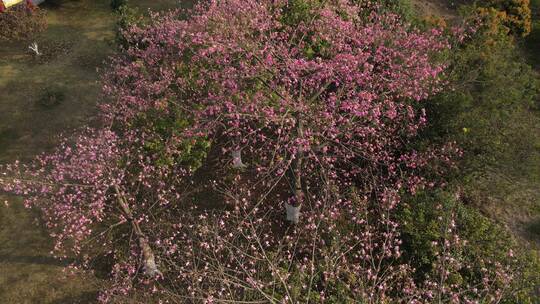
<box><xmin>378</xmin><ymin>0</ymin><xmax>415</xmax><ymax>19</ymax></box>
<box><xmin>398</xmin><ymin>191</ymin><xmax>540</xmax><ymax>303</ymax></box>
<box><xmin>114</xmin><ymin>4</ymin><xmax>143</xmax><ymax>49</ymax></box>
<box><xmin>424</xmin><ymin>8</ymin><xmax>539</xmax><ymax>179</ymax></box>
<box><xmin>478</xmin><ymin>0</ymin><xmax>533</xmax><ymax>36</ymax></box>
<box><xmin>110</xmin><ymin>0</ymin><xmax>127</xmax><ymax>11</ymax></box>
<box><xmin>37</xmin><ymin>87</ymin><xmax>65</xmax><ymax>108</ymax></box>
<box><xmin>0</xmin><ymin>4</ymin><xmax>47</xmax><ymax>42</ymax></box>
<box><xmin>524</xmin><ymin>0</ymin><xmax>540</xmax><ymax>66</ymax></box>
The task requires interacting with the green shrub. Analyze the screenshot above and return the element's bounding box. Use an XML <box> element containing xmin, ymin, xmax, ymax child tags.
<box><xmin>398</xmin><ymin>190</ymin><xmax>540</xmax><ymax>303</ymax></box>
<box><xmin>524</xmin><ymin>0</ymin><xmax>540</xmax><ymax>66</ymax></box>
<box><xmin>110</xmin><ymin>0</ymin><xmax>128</xmax><ymax>11</ymax></box>
<box><xmin>114</xmin><ymin>4</ymin><xmax>144</xmax><ymax>49</ymax></box>
<box><xmin>423</xmin><ymin>9</ymin><xmax>539</xmax><ymax>179</ymax></box>
<box><xmin>378</xmin><ymin>0</ymin><xmax>414</xmax><ymax>20</ymax></box>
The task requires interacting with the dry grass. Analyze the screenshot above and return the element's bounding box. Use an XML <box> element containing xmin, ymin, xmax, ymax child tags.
<box><xmin>409</xmin><ymin>0</ymin><xmax>469</xmax><ymax>20</ymax></box>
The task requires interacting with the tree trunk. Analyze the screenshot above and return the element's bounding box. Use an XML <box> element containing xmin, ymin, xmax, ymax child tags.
<box><xmin>231</xmin><ymin>148</ymin><xmax>246</xmax><ymax>169</ymax></box>
<box><xmin>286</xmin><ymin>113</ymin><xmax>304</xmax><ymax>224</ymax></box>
<box><xmin>114</xmin><ymin>186</ymin><xmax>162</xmax><ymax>278</ymax></box>
<box><xmin>285</xmin><ymin>199</ymin><xmax>302</xmax><ymax>224</ymax></box>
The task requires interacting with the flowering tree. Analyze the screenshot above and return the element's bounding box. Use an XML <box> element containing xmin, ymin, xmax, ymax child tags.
<box><xmin>105</xmin><ymin>0</ymin><xmax>451</xmax><ymax>223</ymax></box>
<box><xmin>0</xmin><ymin>0</ymin><xmax>524</xmax><ymax>302</ymax></box>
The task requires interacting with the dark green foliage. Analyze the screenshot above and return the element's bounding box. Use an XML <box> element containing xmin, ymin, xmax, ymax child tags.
<box><xmin>398</xmin><ymin>190</ymin><xmax>540</xmax><ymax>303</ymax></box>
<box><xmin>114</xmin><ymin>4</ymin><xmax>144</xmax><ymax>49</ymax></box>
<box><xmin>349</xmin><ymin>0</ymin><xmax>415</xmax><ymax>21</ymax></box>
<box><xmin>135</xmin><ymin>108</ymin><xmax>210</xmax><ymax>172</ymax></box>
<box><xmin>110</xmin><ymin>0</ymin><xmax>128</xmax><ymax>11</ymax></box>
<box><xmin>377</xmin><ymin>0</ymin><xmax>414</xmax><ymax>20</ymax></box>
<box><xmin>524</xmin><ymin>0</ymin><xmax>540</xmax><ymax>67</ymax></box>
<box><xmin>424</xmin><ymin>13</ymin><xmax>539</xmax><ymax>180</ymax></box>
<box><xmin>280</xmin><ymin>0</ymin><xmax>323</xmax><ymax>26</ymax></box>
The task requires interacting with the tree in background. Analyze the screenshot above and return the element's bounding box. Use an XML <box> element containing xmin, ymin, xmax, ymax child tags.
<box><xmin>478</xmin><ymin>0</ymin><xmax>532</xmax><ymax>36</ymax></box>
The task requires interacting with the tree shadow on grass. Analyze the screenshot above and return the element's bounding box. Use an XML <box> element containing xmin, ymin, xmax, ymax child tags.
<box><xmin>525</xmin><ymin>217</ymin><xmax>540</xmax><ymax>244</ymax></box>
<box><xmin>523</xmin><ymin>0</ymin><xmax>540</xmax><ymax>68</ymax></box>
<box><xmin>0</xmin><ymin>254</ymin><xmax>74</xmax><ymax>267</ymax></box>
<box><xmin>0</xmin><ymin>128</ymin><xmax>20</xmax><ymax>155</ymax></box>
<box><xmin>51</xmin><ymin>290</ymin><xmax>98</xmax><ymax>304</ymax></box>
<box><xmin>41</xmin><ymin>0</ymin><xmax>84</xmax><ymax>10</ymax></box>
